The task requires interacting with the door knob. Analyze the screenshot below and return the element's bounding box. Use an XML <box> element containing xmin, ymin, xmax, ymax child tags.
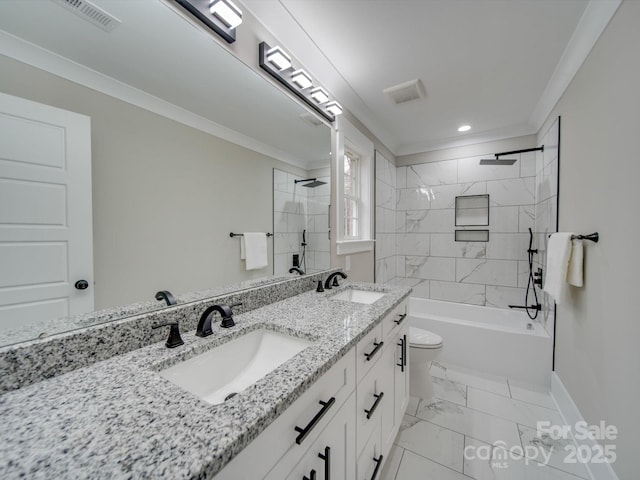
<box><xmin>75</xmin><ymin>280</ymin><xmax>89</xmax><ymax>290</ymax></box>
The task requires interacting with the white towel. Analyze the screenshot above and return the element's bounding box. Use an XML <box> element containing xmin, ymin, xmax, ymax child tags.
<box><xmin>567</xmin><ymin>238</ymin><xmax>584</xmax><ymax>287</ymax></box>
<box><xmin>242</xmin><ymin>232</ymin><xmax>268</xmax><ymax>271</ymax></box>
<box><xmin>543</xmin><ymin>233</ymin><xmax>573</xmax><ymax>304</ymax></box>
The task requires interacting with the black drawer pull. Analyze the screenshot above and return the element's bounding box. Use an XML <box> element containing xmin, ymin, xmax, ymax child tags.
<box><xmin>318</xmin><ymin>446</ymin><xmax>330</xmax><ymax>480</ymax></box>
<box><xmin>295</xmin><ymin>397</ymin><xmax>336</xmax><ymax>445</ymax></box>
<box><xmin>394</xmin><ymin>313</ymin><xmax>407</xmax><ymax>325</ymax></box>
<box><xmin>364</xmin><ymin>341</ymin><xmax>384</xmax><ymax>361</ymax></box>
<box><xmin>364</xmin><ymin>392</ymin><xmax>384</xmax><ymax>419</ymax></box>
<box><xmin>397</xmin><ymin>337</ymin><xmax>405</xmax><ymax>372</ymax></box>
<box><xmin>303</xmin><ymin>470</ymin><xmax>316</xmax><ymax>480</ymax></box>
<box><xmin>370</xmin><ymin>455</ymin><xmax>384</xmax><ymax>480</ymax></box>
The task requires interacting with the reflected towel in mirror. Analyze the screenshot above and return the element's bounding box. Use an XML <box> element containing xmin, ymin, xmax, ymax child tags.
<box><xmin>242</xmin><ymin>233</ymin><xmax>268</xmax><ymax>270</ymax></box>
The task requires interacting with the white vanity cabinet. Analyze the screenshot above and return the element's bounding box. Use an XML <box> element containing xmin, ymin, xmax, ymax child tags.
<box><xmin>216</xmin><ymin>349</ymin><xmax>355</xmax><ymax>480</ymax></box>
<box><xmin>355</xmin><ymin>300</ymin><xmax>409</xmax><ymax>480</ymax></box>
<box><xmin>215</xmin><ymin>299</ymin><xmax>409</xmax><ymax>480</ymax></box>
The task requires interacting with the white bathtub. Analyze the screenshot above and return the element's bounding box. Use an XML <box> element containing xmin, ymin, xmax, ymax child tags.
<box><xmin>408</xmin><ymin>298</ymin><xmax>552</xmax><ymax>387</ymax></box>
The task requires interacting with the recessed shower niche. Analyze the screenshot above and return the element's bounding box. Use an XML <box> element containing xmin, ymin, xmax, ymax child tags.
<box><xmin>455</xmin><ymin>194</ymin><xmax>489</xmax><ymax>226</ymax></box>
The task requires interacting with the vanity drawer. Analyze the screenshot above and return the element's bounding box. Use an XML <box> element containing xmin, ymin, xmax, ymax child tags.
<box><xmin>356</xmin><ymin>421</ymin><xmax>383</xmax><ymax>480</ymax></box>
<box><xmin>382</xmin><ymin>301</ymin><xmax>407</xmax><ymax>340</ymax></box>
<box><xmin>216</xmin><ymin>348</ymin><xmax>356</xmax><ymax>480</ymax></box>
<box><xmin>356</xmin><ymin>323</ymin><xmax>384</xmax><ymax>383</ymax></box>
<box><xmin>272</xmin><ymin>393</ymin><xmax>356</xmax><ymax>480</ymax></box>
<box><xmin>356</xmin><ymin>356</ymin><xmax>387</xmax><ymax>457</ymax></box>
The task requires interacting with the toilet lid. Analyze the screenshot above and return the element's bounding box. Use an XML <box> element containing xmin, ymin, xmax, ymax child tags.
<box><xmin>409</xmin><ymin>327</ymin><xmax>443</xmax><ymax>349</ymax></box>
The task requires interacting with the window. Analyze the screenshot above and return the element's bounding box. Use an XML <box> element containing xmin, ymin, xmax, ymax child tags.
<box><xmin>335</xmin><ymin>118</ymin><xmax>374</xmax><ymax>255</ymax></box>
<box><xmin>343</xmin><ymin>150</ymin><xmax>360</xmax><ymax>238</ymax></box>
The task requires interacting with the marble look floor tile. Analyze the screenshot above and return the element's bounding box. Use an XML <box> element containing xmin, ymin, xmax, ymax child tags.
<box><xmin>415</xmin><ymin>398</ymin><xmax>521</xmax><ymax>447</ymax></box>
<box><xmin>395</xmin><ymin>449</ymin><xmax>470</xmax><ymax>480</ymax></box>
<box><xmin>380</xmin><ymin>445</ymin><xmax>404</xmax><ymax>480</ymax></box>
<box><xmin>431</xmin><ymin>361</ymin><xmax>511</xmax><ymax>397</ymax></box>
<box><xmin>463</xmin><ymin>437</ymin><xmax>585</xmax><ymax>480</ymax></box>
<box><xmin>518</xmin><ymin>425</ymin><xmax>589</xmax><ymax>478</ymax></box>
<box><xmin>396</xmin><ymin>415</ymin><xmax>465</xmax><ymax>472</ymax></box>
<box><xmin>467</xmin><ymin>387</ymin><xmax>563</xmax><ymax>428</ymax></box>
<box><xmin>508</xmin><ymin>380</ymin><xmax>557</xmax><ymax>410</ymax></box>
<box><xmin>433</xmin><ymin>376</ymin><xmax>468</xmax><ymax>406</ymax></box>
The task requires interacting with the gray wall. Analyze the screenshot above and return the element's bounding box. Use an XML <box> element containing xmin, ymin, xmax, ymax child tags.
<box><xmin>0</xmin><ymin>55</ymin><xmax>306</xmax><ymax>310</ymax></box>
<box><xmin>538</xmin><ymin>2</ymin><xmax>640</xmax><ymax>477</ymax></box>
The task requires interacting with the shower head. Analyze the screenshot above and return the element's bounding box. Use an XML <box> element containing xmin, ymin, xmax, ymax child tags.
<box><xmin>479</xmin><ymin>157</ymin><xmax>518</xmax><ymax>166</ymax></box>
<box><xmin>295</xmin><ymin>178</ymin><xmax>327</xmax><ymax>188</ymax></box>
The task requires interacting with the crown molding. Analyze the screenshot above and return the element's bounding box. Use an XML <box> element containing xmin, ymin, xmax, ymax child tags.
<box><xmin>528</xmin><ymin>0</ymin><xmax>622</xmax><ymax>131</ymax></box>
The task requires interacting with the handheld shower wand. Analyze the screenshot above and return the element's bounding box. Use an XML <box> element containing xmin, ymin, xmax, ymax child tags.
<box><xmin>509</xmin><ymin>228</ymin><xmax>541</xmax><ymax>319</ymax></box>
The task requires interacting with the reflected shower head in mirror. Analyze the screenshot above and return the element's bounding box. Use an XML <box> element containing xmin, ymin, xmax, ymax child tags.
<box><xmin>479</xmin><ymin>157</ymin><xmax>517</xmax><ymax>165</ymax></box>
<box><xmin>294</xmin><ymin>178</ymin><xmax>327</xmax><ymax>188</ymax></box>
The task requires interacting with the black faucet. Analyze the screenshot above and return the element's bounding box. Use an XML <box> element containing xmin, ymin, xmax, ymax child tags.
<box><xmin>324</xmin><ymin>271</ymin><xmax>347</xmax><ymax>290</ymax></box>
<box><xmin>155</xmin><ymin>290</ymin><xmax>177</xmax><ymax>306</ymax></box>
<box><xmin>289</xmin><ymin>267</ymin><xmax>305</xmax><ymax>275</ymax></box>
<box><xmin>196</xmin><ymin>303</ymin><xmax>240</xmax><ymax>336</ymax></box>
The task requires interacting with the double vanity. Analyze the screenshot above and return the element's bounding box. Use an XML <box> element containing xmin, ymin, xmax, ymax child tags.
<box><xmin>0</xmin><ymin>273</ymin><xmax>410</xmax><ymax>479</ymax></box>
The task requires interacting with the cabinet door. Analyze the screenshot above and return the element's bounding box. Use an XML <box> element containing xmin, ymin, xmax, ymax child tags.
<box><xmin>217</xmin><ymin>349</ymin><xmax>355</xmax><ymax>480</ymax></box>
<box><xmin>282</xmin><ymin>393</ymin><xmax>356</xmax><ymax>480</ymax></box>
<box><xmin>356</xmin><ymin>354</ymin><xmax>387</xmax><ymax>457</ymax></box>
<box><xmin>379</xmin><ymin>334</ymin><xmax>398</xmax><ymax>456</ymax></box>
<box><xmin>356</xmin><ymin>422</ymin><xmax>384</xmax><ymax>480</ymax></box>
<box><xmin>394</xmin><ymin>324</ymin><xmax>410</xmax><ymax>425</ymax></box>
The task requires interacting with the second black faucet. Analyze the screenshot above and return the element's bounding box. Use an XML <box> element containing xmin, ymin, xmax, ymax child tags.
<box><xmin>196</xmin><ymin>302</ymin><xmax>242</xmax><ymax>337</ymax></box>
<box><xmin>324</xmin><ymin>271</ymin><xmax>348</xmax><ymax>290</ymax></box>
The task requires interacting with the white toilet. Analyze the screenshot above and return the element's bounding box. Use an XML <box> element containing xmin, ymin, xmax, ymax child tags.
<box><xmin>409</xmin><ymin>326</ymin><xmax>444</xmax><ymax>400</ymax></box>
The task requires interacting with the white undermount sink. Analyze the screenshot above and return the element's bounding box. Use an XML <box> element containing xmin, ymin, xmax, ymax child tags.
<box><xmin>158</xmin><ymin>329</ymin><xmax>311</xmax><ymax>405</ymax></box>
<box><xmin>330</xmin><ymin>289</ymin><xmax>385</xmax><ymax>305</ymax></box>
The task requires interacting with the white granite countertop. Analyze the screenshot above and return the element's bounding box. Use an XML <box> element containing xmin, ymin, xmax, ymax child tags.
<box><xmin>0</xmin><ymin>282</ymin><xmax>410</xmax><ymax>479</ymax></box>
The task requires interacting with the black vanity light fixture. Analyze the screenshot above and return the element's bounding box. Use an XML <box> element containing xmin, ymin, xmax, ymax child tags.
<box><xmin>174</xmin><ymin>0</ymin><xmax>243</xmax><ymax>44</ymax></box>
<box><xmin>259</xmin><ymin>41</ymin><xmax>343</xmax><ymax>122</ymax></box>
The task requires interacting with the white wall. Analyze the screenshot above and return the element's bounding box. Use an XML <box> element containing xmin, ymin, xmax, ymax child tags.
<box><xmin>0</xmin><ymin>55</ymin><xmax>306</xmax><ymax>310</ymax></box>
<box><xmin>538</xmin><ymin>2</ymin><xmax>640</xmax><ymax>477</ymax></box>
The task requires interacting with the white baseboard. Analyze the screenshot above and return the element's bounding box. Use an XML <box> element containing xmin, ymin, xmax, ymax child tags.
<box><xmin>550</xmin><ymin>372</ymin><xmax>620</xmax><ymax>480</ymax></box>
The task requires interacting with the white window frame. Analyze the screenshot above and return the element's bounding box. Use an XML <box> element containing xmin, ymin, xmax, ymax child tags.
<box><xmin>343</xmin><ymin>149</ymin><xmax>360</xmax><ymax>239</ymax></box>
<box><xmin>335</xmin><ymin>117</ymin><xmax>374</xmax><ymax>255</ymax></box>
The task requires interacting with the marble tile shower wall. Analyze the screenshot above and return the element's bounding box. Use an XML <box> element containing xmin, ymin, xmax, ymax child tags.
<box><xmin>273</xmin><ymin>169</ymin><xmax>330</xmax><ymax>276</ymax></box>
<box><xmin>305</xmin><ymin>175</ymin><xmax>331</xmax><ymax>273</ymax></box>
<box><xmin>375</xmin><ymin>152</ymin><xmax>397</xmax><ymax>283</ymax></box>
<box><xmin>534</xmin><ymin>118</ymin><xmax>560</xmax><ymax>336</ymax></box>
<box><xmin>391</xmin><ymin>153</ymin><xmax>538</xmax><ymax>308</ymax></box>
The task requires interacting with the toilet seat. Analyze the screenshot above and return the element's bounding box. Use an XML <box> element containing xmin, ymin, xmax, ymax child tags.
<box><xmin>409</xmin><ymin>326</ymin><xmax>443</xmax><ymax>349</ymax></box>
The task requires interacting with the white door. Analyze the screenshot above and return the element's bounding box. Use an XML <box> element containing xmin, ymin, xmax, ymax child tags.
<box><xmin>0</xmin><ymin>92</ymin><xmax>93</xmax><ymax>333</ymax></box>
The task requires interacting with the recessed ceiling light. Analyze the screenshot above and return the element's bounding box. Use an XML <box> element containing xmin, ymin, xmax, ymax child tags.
<box><xmin>458</xmin><ymin>125</ymin><xmax>471</xmax><ymax>132</ymax></box>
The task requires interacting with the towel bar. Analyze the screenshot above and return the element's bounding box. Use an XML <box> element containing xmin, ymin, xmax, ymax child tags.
<box><xmin>548</xmin><ymin>232</ymin><xmax>599</xmax><ymax>243</ymax></box>
<box><xmin>229</xmin><ymin>232</ymin><xmax>273</xmax><ymax>238</ymax></box>
<box><xmin>571</xmin><ymin>232</ymin><xmax>599</xmax><ymax>242</ymax></box>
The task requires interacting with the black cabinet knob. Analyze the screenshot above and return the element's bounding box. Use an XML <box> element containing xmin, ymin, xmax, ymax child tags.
<box><xmin>75</xmin><ymin>280</ymin><xmax>89</xmax><ymax>290</ymax></box>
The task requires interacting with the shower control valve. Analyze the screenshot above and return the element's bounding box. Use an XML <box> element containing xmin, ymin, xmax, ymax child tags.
<box><xmin>534</xmin><ymin>268</ymin><xmax>543</xmax><ymax>287</ymax></box>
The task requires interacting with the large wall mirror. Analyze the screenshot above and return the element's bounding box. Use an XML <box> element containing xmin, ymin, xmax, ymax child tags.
<box><xmin>0</xmin><ymin>0</ymin><xmax>331</xmax><ymax>347</ymax></box>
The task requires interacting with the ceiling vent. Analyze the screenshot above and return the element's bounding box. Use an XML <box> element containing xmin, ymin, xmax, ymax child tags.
<box><xmin>51</xmin><ymin>0</ymin><xmax>121</xmax><ymax>32</ymax></box>
<box><xmin>383</xmin><ymin>79</ymin><xmax>426</xmax><ymax>105</ymax></box>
